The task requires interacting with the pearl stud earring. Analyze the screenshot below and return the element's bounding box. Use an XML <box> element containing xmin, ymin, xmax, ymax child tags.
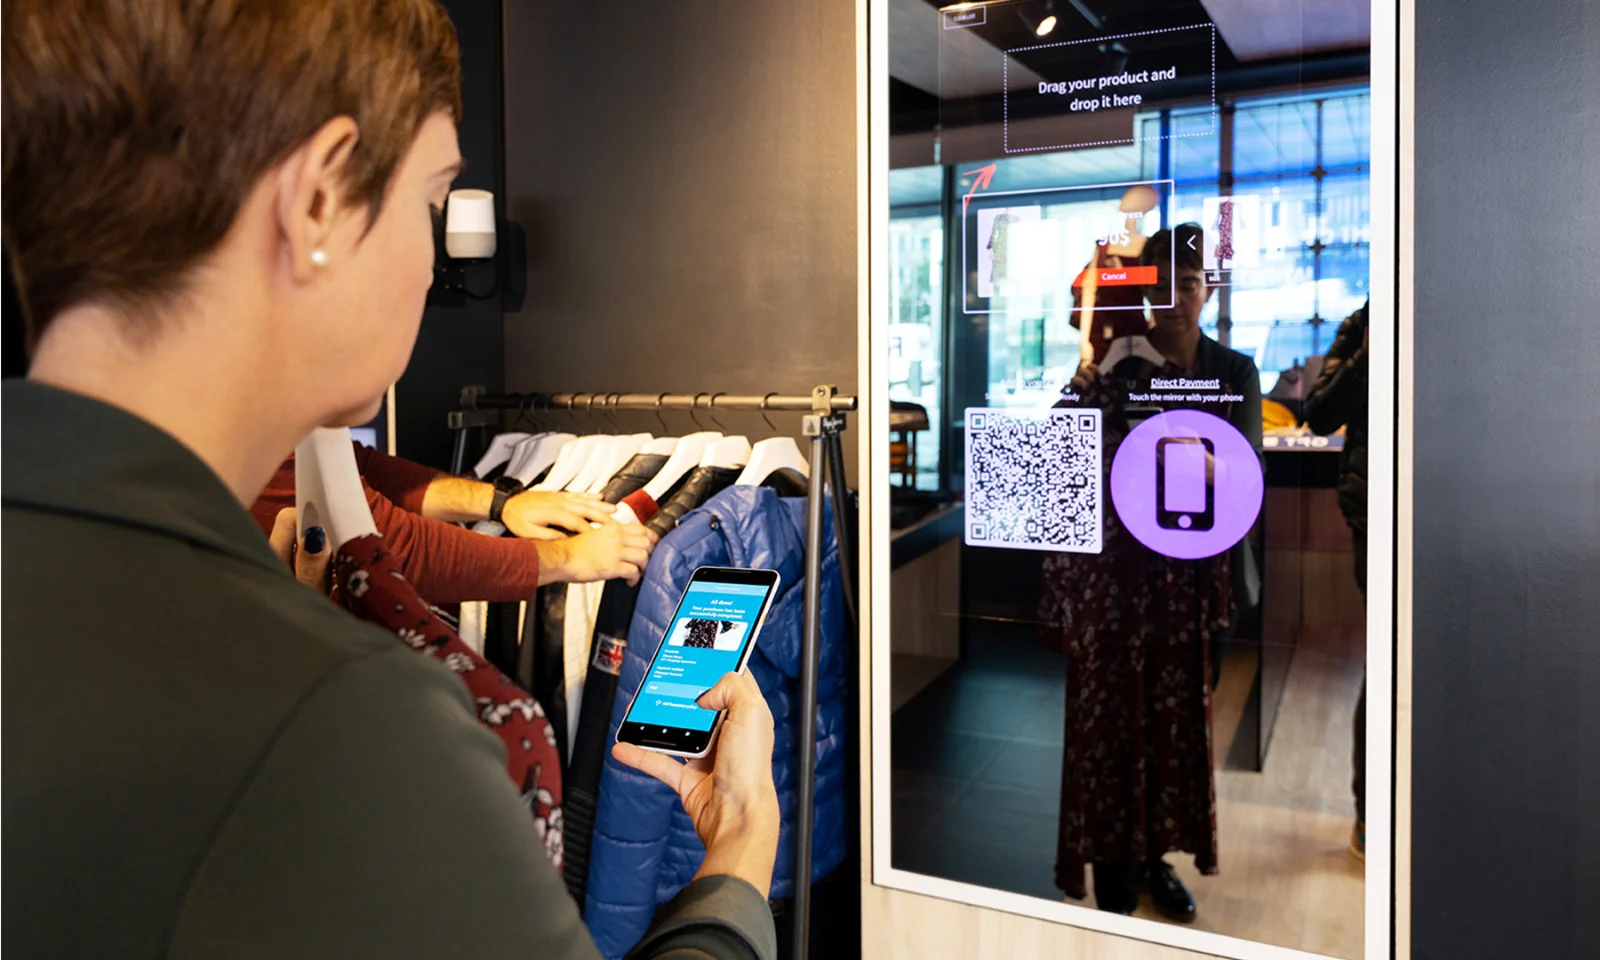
<box><xmin>310</xmin><ymin>249</ymin><xmax>328</xmax><ymax>267</ymax></box>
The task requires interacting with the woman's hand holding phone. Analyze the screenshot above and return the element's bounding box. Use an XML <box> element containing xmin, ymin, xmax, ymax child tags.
<box><xmin>612</xmin><ymin>670</ymin><xmax>781</xmax><ymax>897</ymax></box>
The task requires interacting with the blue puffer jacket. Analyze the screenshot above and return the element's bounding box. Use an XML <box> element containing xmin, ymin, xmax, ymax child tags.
<box><xmin>584</xmin><ymin>486</ymin><xmax>848</xmax><ymax>959</ymax></box>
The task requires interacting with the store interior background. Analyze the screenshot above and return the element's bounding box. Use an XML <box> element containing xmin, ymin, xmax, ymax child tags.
<box><xmin>3</xmin><ymin>1</ymin><xmax>1597</xmax><ymax>959</ymax></box>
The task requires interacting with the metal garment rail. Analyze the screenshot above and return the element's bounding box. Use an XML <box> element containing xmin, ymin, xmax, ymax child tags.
<box><xmin>451</xmin><ymin>385</ymin><xmax>858</xmax><ymax>960</ymax></box>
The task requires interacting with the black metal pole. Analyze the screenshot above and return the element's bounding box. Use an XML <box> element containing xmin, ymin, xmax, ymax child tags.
<box><xmin>793</xmin><ymin>414</ymin><xmax>828</xmax><ymax>960</ymax></box>
<box><xmin>825</xmin><ymin>423</ymin><xmax>858</xmax><ymax>633</ymax></box>
<box><xmin>450</xmin><ymin>426</ymin><xmax>469</xmax><ymax>477</ymax></box>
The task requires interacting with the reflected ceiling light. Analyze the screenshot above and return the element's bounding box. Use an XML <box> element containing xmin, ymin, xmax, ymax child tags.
<box><xmin>1019</xmin><ymin>3</ymin><xmax>1059</xmax><ymax>38</ymax></box>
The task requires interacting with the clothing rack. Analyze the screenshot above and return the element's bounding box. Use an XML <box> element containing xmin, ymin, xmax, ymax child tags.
<box><xmin>450</xmin><ymin>385</ymin><xmax>858</xmax><ymax>960</ymax></box>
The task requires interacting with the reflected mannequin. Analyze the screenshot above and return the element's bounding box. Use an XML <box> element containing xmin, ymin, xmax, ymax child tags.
<box><xmin>1041</xmin><ymin>224</ymin><xmax>1262</xmax><ymax>921</ymax></box>
<box><xmin>1070</xmin><ymin>184</ymin><xmax>1161</xmax><ymax>364</ymax></box>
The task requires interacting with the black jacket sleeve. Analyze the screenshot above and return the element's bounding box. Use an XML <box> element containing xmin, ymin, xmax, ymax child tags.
<box><xmin>1303</xmin><ymin>304</ymin><xmax>1369</xmax><ymax>436</ymax></box>
<box><xmin>166</xmin><ymin>647</ymin><xmax>775</xmax><ymax>960</ymax></box>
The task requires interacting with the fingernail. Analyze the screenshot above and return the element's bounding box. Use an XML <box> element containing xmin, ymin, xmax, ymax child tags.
<box><xmin>304</xmin><ymin>526</ymin><xmax>326</xmax><ymax>555</ymax></box>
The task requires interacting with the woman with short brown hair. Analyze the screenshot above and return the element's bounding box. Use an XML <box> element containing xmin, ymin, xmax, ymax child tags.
<box><xmin>2</xmin><ymin>3</ymin><xmax>780</xmax><ymax>957</ymax></box>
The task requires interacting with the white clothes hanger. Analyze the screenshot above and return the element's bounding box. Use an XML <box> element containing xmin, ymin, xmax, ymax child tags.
<box><xmin>565</xmin><ymin>436</ymin><xmax>618</xmax><ymax>494</ymax></box>
<box><xmin>1100</xmin><ymin>334</ymin><xmax>1169</xmax><ymax>371</ymax></box>
<box><xmin>641</xmin><ymin>437</ymin><xmax>680</xmax><ymax>456</ymax></box>
<box><xmin>472</xmin><ymin>431</ymin><xmax>534</xmax><ymax>479</ymax></box>
<box><xmin>578</xmin><ymin>433</ymin><xmax>652</xmax><ymax>494</ymax></box>
<box><xmin>700</xmin><ymin>435</ymin><xmax>751</xmax><ymax>470</ymax></box>
<box><xmin>640</xmin><ymin>431</ymin><xmax>721</xmax><ymax>502</ymax></box>
<box><xmin>536</xmin><ymin>434</ymin><xmax>604</xmax><ymax>492</ymax></box>
<box><xmin>295</xmin><ymin>427</ymin><xmax>378</xmax><ymax>549</ymax></box>
<box><xmin>735</xmin><ymin>437</ymin><xmax>811</xmax><ymax>486</ymax></box>
<box><xmin>509</xmin><ymin>432</ymin><xmax>575</xmax><ymax>486</ymax></box>
<box><xmin>503</xmin><ymin>434</ymin><xmax>545</xmax><ymax>479</ymax></box>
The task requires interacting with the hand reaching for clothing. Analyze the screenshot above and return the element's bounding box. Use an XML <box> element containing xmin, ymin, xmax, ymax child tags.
<box><xmin>538</xmin><ymin>520</ymin><xmax>655</xmax><ymax>586</ymax></box>
<box><xmin>267</xmin><ymin>507</ymin><xmax>331</xmax><ymax>594</ymax></box>
<box><xmin>612</xmin><ymin>670</ymin><xmax>782</xmax><ymax>898</ymax></box>
<box><xmin>501</xmin><ymin>490</ymin><xmax>617</xmax><ymax>540</ymax></box>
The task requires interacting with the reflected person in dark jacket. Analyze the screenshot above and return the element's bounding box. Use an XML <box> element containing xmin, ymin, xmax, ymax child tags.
<box><xmin>1303</xmin><ymin>298</ymin><xmax>1370</xmax><ymax>861</ymax></box>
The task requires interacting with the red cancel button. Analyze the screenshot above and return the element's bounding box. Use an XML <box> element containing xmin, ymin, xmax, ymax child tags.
<box><xmin>1072</xmin><ymin>265</ymin><xmax>1159</xmax><ymax>287</ymax></box>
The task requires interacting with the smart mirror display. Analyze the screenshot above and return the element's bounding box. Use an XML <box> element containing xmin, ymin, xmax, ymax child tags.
<box><xmin>883</xmin><ymin>2</ymin><xmax>1375</xmax><ymax>957</ymax></box>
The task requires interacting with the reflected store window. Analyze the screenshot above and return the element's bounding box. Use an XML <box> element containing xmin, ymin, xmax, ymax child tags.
<box><xmin>882</xmin><ymin>3</ymin><xmax>1376</xmax><ymax>958</ymax></box>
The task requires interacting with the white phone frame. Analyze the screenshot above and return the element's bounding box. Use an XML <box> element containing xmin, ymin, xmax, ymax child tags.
<box><xmin>618</xmin><ymin>566</ymin><xmax>782</xmax><ymax>759</ymax></box>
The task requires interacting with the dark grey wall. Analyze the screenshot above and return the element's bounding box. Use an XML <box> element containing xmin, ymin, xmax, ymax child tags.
<box><xmin>1411</xmin><ymin>1</ymin><xmax>1600</xmax><ymax>956</ymax></box>
<box><xmin>499</xmin><ymin>0</ymin><xmax>858</xmax><ymax>463</ymax></box>
<box><xmin>393</xmin><ymin>0</ymin><xmax>506</xmax><ymax>469</ymax></box>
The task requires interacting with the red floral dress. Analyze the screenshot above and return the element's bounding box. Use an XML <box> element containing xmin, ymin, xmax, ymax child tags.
<box><xmin>333</xmin><ymin>535</ymin><xmax>565</xmax><ymax>869</ymax></box>
<box><xmin>1040</xmin><ymin>362</ymin><xmax>1229</xmax><ymax>899</ymax></box>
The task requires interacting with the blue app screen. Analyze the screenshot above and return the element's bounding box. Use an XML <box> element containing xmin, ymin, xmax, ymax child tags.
<box><xmin>627</xmin><ymin>579</ymin><xmax>770</xmax><ymax>732</ymax></box>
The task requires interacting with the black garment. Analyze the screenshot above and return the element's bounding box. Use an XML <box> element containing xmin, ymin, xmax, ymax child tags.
<box><xmin>601</xmin><ymin>454</ymin><xmax>669</xmax><ymax>504</ymax></box>
<box><xmin>1303</xmin><ymin>301</ymin><xmax>1370</xmax><ymax>533</ymax></box>
<box><xmin>522</xmin><ymin>453</ymin><xmax>667</xmax><ymax>767</ymax></box>
<box><xmin>0</xmin><ymin>381</ymin><xmax>777</xmax><ymax>960</ymax></box>
<box><xmin>1303</xmin><ymin>301</ymin><xmax>1370</xmax><ymax>821</ymax></box>
<box><xmin>1352</xmin><ymin>527</ymin><xmax>1367</xmax><ymax>822</ymax></box>
<box><xmin>563</xmin><ymin>465</ymin><xmax>741</xmax><ymax>906</ymax></box>
<box><xmin>646</xmin><ymin>465</ymin><xmax>746</xmax><ymax>539</ymax></box>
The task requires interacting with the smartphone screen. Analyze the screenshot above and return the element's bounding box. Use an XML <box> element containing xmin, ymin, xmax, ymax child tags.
<box><xmin>1157</xmin><ymin>436</ymin><xmax>1215</xmax><ymax>531</ymax></box>
<box><xmin>617</xmin><ymin>567</ymin><xmax>780</xmax><ymax>757</ymax></box>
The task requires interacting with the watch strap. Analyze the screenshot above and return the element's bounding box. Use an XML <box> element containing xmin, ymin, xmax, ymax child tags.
<box><xmin>488</xmin><ymin>475</ymin><xmax>524</xmax><ymax>524</ymax></box>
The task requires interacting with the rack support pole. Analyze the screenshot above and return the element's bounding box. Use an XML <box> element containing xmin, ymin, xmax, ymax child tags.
<box><xmin>792</xmin><ymin>384</ymin><xmax>838</xmax><ymax>960</ymax></box>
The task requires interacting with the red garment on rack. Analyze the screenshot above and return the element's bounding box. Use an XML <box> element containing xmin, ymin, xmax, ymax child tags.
<box><xmin>249</xmin><ymin>442</ymin><xmax>543</xmax><ymax>604</ymax></box>
<box><xmin>333</xmin><ymin>533</ymin><xmax>565</xmax><ymax>868</ymax></box>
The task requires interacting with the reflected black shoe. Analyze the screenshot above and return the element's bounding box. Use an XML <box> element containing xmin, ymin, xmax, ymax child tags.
<box><xmin>1091</xmin><ymin>861</ymin><xmax>1143</xmax><ymax>915</ymax></box>
<box><xmin>1145</xmin><ymin>859</ymin><xmax>1197</xmax><ymax>924</ymax></box>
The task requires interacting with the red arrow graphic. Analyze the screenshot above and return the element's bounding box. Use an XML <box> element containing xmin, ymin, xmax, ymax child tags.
<box><xmin>962</xmin><ymin>163</ymin><xmax>998</xmax><ymax>216</ymax></box>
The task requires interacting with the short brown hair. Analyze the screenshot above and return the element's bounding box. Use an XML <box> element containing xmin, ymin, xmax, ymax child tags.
<box><xmin>1142</xmin><ymin>223</ymin><xmax>1205</xmax><ymax>273</ymax></box>
<box><xmin>2</xmin><ymin>0</ymin><xmax>462</xmax><ymax>346</ymax></box>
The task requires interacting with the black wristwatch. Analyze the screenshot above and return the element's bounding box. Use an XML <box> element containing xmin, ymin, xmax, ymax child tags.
<box><xmin>488</xmin><ymin>475</ymin><xmax>525</xmax><ymax>524</ymax></box>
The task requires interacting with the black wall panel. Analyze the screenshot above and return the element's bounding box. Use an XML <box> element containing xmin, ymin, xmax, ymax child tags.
<box><xmin>1411</xmin><ymin>1</ymin><xmax>1600</xmax><ymax>956</ymax></box>
<box><xmin>393</xmin><ymin>0</ymin><xmax>508</xmax><ymax>468</ymax></box>
<box><xmin>499</xmin><ymin>0</ymin><xmax>859</xmax><ymax>475</ymax></box>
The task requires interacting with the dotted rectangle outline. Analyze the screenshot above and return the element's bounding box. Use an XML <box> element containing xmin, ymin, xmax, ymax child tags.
<box><xmin>1002</xmin><ymin>23</ymin><xmax>1217</xmax><ymax>153</ymax></box>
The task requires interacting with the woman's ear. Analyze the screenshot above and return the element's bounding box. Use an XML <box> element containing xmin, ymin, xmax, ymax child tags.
<box><xmin>276</xmin><ymin>116</ymin><xmax>362</xmax><ymax>284</ymax></box>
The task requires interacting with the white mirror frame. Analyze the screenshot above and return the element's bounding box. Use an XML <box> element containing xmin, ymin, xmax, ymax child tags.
<box><xmin>858</xmin><ymin>1</ymin><xmax>1409</xmax><ymax>957</ymax></box>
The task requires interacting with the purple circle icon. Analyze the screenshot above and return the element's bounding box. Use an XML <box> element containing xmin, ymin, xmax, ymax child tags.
<box><xmin>1109</xmin><ymin>409</ymin><xmax>1263</xmax><ymax>559</ymax></box>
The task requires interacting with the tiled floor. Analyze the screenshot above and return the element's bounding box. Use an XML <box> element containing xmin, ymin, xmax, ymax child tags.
<box><xmin>889</xmin><ymin>618</ymin><xmax>1366</xmax><ymax>958</ymax></box>
<box><xmin>890</xmin><ymin>621</ymin><xmax>1067</xmax><ymax>901</ymax></box>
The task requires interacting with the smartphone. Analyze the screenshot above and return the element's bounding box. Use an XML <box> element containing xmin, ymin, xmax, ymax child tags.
<box><xmin>616</xmin><ymin>566</ymin><xmax>781</xmax><ymax>758</ymax></box>
<box><xmin>1157</xmin><ymin>436</ymin><xmax>1215</xmax><ymax>531</ymax></box>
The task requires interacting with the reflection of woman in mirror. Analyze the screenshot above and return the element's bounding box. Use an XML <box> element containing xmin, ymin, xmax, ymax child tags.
<box><xmin>1071</xmin><ymin>184</ymin><xmax>1161</xmax><ymax>364</ymax></box>
<box><xmin>1041</xmin><ymin>223</ymin><xmax>1261</xmax><ymax>921</ymax></box>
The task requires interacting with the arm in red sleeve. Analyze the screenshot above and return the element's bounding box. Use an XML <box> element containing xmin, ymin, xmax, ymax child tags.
<box><xmin>366</xmin><ymin>485</ymin><xmax>544</xmax><ymax>605</ymax></box>
<box><xmin>250</xmin><ymin>449</ymin><xmax>539</xmax><ymax>604</ymax></box>
<box><xmin>249</xmin><ymin>455</ymin><xmax>299</xmax><ymax>536</ymax></box>
<box><xmin>351</xmin><ymin>441</ymin><xmax>442</xmax><ymax>515</ymax></box>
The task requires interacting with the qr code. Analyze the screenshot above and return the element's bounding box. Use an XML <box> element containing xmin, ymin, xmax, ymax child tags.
<box><xmin>964</xmin><ymin>407</ymin><xmax>1103</xmax><ymax>554</ymax></box>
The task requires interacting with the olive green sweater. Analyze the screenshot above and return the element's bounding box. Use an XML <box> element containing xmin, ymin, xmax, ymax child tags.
<box><xmin>1</xmin><ymin>380</ymin><xmax>775</xmax><ymax>960</ymax></box>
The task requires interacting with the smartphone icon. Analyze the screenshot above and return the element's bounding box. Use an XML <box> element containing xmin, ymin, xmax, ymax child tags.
<box><xmin>616</xmin><ymin>566</ymin><xmax>780</xmax><ymax>759</ymax></box>
<box><xmin>1156</xmin><ymin>436</ymin><xmax>1214</xmax><ymax>531</ymax></box>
